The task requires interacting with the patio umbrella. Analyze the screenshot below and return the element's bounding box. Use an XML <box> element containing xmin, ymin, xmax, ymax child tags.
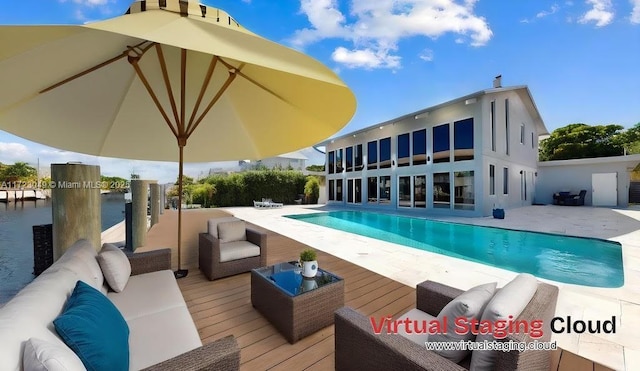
<box><xmin>0</xmin><ymin>0</ymin><xmax>356</xmax><ymax>278</ymax></box>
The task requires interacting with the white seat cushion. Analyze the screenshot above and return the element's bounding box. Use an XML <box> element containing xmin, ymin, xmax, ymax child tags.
<box><xmin>127</xmin><ymin>306</ymin><xmax>202</xmax><ymax>371</ymax></box>
<box><xmin>207</xmin><ymin>217</ymin><xmax>240</xmax><ymax>238</ymax></box>
<box><xmin>396</xmin><ymin>308</ymin><xmax>436</xmax><ymax>345</ymax></box>
<box><xmin>108</xmin><ymin>270</ymin><xmax>186</xmax><ymax>321</ymax></box>
<box><xmin>219</xmin><ymin>241</ymin><xmax>261</xmax><ymax>262</ymax></box>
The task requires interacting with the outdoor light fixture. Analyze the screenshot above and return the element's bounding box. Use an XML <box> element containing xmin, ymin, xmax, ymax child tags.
<box><xmin>414</xmin><ymin>112</ymin><xmax>429</xmax><ymax>119</ymax></box>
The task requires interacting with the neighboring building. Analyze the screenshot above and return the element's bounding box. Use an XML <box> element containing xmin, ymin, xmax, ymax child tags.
<box><xmin>536</xmin><ymin>154</ymin><xmax>640</xmax><ymax>207</ymax></box>
<box><xmin>321</xmin><ymin>80</ymin><xmax>548</xmax><ymax>216</ymax></box>
<box><xmin>240</xmin><ymin>151</ymin><xmax>308</xmax><ymax>171</ymax></box>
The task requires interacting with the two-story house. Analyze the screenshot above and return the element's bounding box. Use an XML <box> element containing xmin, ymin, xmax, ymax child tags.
<box><xmin>322</xmin><ymin>79</ymin><xmax>548</xmax><ymax>216</ymax></box>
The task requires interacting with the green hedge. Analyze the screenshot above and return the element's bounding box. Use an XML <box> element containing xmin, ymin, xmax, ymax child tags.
<box><xmin>199</xmin><ymin>170</ymin><xmax>306</xmax><ymax>207</ymax></box>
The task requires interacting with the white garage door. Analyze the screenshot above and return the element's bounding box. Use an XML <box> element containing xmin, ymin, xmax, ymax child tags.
<box><xmin>592</xmin><ymin>173</ymin><xmax>617</xmax><ymax>206</ymax></box>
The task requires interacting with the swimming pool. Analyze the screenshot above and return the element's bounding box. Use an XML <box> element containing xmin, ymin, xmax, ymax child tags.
<box><xmin>286</xmin><ymin>211</ymin><xmax>624</xmax><ymax>288</ymax></box>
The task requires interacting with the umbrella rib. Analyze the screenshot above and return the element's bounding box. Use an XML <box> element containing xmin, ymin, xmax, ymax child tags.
<box><xmin>185</xmin><ymin>55</ymin><xmax>219</xmax><ymax>135</ymax></box>
<box><xmin>218</xmin><ymin>58</ymin><xmax>290</xmax><ymax>105</ymax></box>
<box><xmin>180</xmin><ymin>49</ymin><xmax>187</xmax><ymax>137</ymax></box>
<box><xmin>187</xmin><ymin>69</ymin><xmax>237</xmax><ymax>137</ymax></box>
<box><xmin>155</xmin><ymin>44</ymin><xmax>181</xmax><ymax>132</ymax></box>
<box><xmin>130</xmin><ymin>60</ymin><xmax>179</xmax><ymax>139</ymax></box>
<box><xmin>40</xmin><ymin>40</ymin><xmax>151</xmax><ymax>94</ymax></box>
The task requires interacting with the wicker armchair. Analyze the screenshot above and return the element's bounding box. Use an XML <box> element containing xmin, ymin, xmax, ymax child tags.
<box><xmin>199</xmin><ymin>226</ymin><xmax>267</xmax><ymax>280</ymax></box>
<box><xmin>335</xmin><ymin>279</ymin><xmax>559</xmax><ymax>371</ymax></box>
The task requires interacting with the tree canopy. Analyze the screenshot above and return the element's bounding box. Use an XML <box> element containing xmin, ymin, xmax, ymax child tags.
<box><xmin>0</xmin><ymin>162</ymin><xmax>37</xmax><ymax>182</ymax></box>
<box><xmin>539</xmin><ymin>123</ymin><xmax>640</xmax><ymax>161</ymax></box>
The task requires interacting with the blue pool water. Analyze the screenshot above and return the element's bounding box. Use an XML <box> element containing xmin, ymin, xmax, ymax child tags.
<box><xmin>286</xmin><ymin>211</ymin><xmax>624</xmax><ymax>288</ymax></box>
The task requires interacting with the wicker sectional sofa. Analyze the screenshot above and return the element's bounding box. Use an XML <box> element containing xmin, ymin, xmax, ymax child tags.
<box><xmin>0</xmin><ymin>239</ymin><xmax>240</xmax><ymax>370</ymax></box>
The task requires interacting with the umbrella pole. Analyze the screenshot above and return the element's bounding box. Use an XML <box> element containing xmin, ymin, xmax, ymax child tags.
<box><xmin>175</xmin><ymin>142</ymin><xmax>188</xmax><ymax>279</ymax></box>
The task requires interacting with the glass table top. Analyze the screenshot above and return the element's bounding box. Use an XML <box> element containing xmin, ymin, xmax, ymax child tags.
<box><xmin>253</xmin><ymin>261</ymin><xmax>342</xmax><ymax>296</ymax></box>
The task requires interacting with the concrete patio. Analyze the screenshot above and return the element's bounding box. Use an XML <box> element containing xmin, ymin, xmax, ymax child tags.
<box><xmin>225</xmin><ymin>204</ymin><xmax>640</xmax><ymax>371</ymax></box>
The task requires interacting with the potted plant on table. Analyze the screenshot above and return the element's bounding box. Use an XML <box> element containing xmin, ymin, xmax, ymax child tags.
<box><xmin>299</xmin><ymin>249</ymin><xmax>318</xmax><ymax>278</ymax></box>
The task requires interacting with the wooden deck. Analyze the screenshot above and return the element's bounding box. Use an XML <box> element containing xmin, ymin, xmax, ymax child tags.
<box><xmin>176</xmin><ymin>224</ymin><xmax>612</xmax><ymax>371</ymax></box>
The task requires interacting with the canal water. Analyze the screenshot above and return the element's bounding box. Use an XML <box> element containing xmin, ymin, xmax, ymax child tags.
<box><xmin>0</xmin><ymin>193</ymin><xmax>125</xmax><ymax>304</ymax></box>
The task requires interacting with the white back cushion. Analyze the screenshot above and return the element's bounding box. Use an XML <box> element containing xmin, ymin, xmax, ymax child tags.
<box><xmin>469</xmin><ymin>273</ymin><xmax>538</xmax><ymax>371</ymax></box>
<box><xmin>429</xmin><ymin>282</ymin><xmax>497</xmax><ymax>362</ymax></box>
<box><xmin>218</xmin><ymin>220</ymin><xmax>247</xmax><ymax>243</ymax></box>
<box><xmin>207</xmin><ymin>217</ymin><xmax>240</xmax><ymax>239</ymax></box>
<box><xmin>23</xmin><ymin>337</ymin><xmax>86</xmax><ymax>371</ymax></box>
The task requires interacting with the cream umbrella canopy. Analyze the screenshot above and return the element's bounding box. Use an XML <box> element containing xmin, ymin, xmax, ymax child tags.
<box><xmin>0</xmin><ymin>0</ymin><xmax>356</xmax><ymax>278</ymax></box>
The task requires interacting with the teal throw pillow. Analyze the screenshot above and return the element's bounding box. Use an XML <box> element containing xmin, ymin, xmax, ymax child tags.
<box><xmin>54</xmin><ymin>280</ymin><xmax>130</xmax><ymax>371</ymax></box>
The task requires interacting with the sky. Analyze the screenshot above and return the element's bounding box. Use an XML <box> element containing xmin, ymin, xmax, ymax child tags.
<box><xmin>0</xmin><ymin>0</ymin><xmax>639</xmax><ymax>183</ymax></box>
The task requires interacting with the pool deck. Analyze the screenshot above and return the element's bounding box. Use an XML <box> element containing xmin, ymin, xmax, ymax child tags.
<box><xmin>225</xmin><ymin>204</ymin><xmax>640</xmax><ymax>371</ymax></box>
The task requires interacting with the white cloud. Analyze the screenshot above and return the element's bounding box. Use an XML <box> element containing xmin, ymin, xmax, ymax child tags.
<box><xmin>59</xmin><ymin>0</ymin><xmax>111</xmax><ymax>6</ymax></box>
<box><xmin>332</xmin><ymin>47</ymin><xmax>401</xmax><ymax>69</ymax></box>
<box><xmin>58</xmin><ymin>0</ymin><xmax>118</xmax><ymax>21</ymax></box>
<box><xmin>0</xmin><ymin>143</ymin><xmax>33</xmax><ymax>163</ymax></box>
<box><xmin>419</xmin><ymin>48</ymin><xmax>434</xmax><ymax>61</ymax></box>
<box><xmin>291</xmin><ymin>0</ymin><xmax>492</xmax><ymax>70</ymax></box>
<box><xmin>579</xmin><ymin>0</ymin><xmax>614</xmax><ymax>27</ymax></box>
<box><xmin>631</xmin><ymin>0</ymin><xmax>640</xmax><ymax>24</ymax></box>
<box><xmin>537</xmin><ymin>4</ymin><xmax>560</xmax><ymax>18</ymax></box>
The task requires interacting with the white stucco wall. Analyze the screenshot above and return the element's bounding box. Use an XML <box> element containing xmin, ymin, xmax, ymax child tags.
<box><xmin>536</xmin><ymin>155</ymin><xmax>640</xmax><ymax>207</ymax></box>
<box><xmin>324</xmin><ymin>87</ymin><xmax>546</xmax><ymax>217</ymax></box>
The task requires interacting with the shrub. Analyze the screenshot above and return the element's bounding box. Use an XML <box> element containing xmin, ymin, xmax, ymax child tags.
<box><xmin>304</xmin><ymin>176</ymin><xmax>320</xmax><ymax>204</ymax></box>
<box><xmin>300</xmin><ymin>249</ymin><xmax>317</xmax><ymax>262</ymax></box>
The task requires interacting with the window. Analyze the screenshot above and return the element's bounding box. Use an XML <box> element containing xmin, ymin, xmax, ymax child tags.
<box><xmin>490</xmin><ymin>101</ymin><xmax>496</xmax><ymax>152</ymax></box>
<box><xmin>347</xmin><ymin>179</ymin><xmax>354</xmax><ymax>203</ymax></box>
<box><xmin>433</xmin><ymin>172</ymin><xmax>450</xmax><ymax>208</ymax></box>
<box><xmin>329</xmin><ymin>180</ymin><xmax>335</xmax><ymax>201</ymax></box>
<box><xmin>413</xmin><ymin>129</ymin><xmax>427</xmax><ymax>165</ymax></box>
<box><xmin>367</xmin><ymin>140</ymin><xmax>378</xmax><ymax>170</ymax></box>
<box><xmin>520</xmin><ymin>170</ymin><xmax>527</xmax><ymax>201</ymax></box>
<box><xmin>379</xmin><ymin>176</ymin><xmax>391</xmax><ymax>204</ymax></box>
<box><xmin>379</xmin><ymin>137</ymin><xmax>391</xmax><ymax>168</ymax></box>
<box><xmin>414</xmin><ymin>175</ymin><xmax>426</xmax><ymax>208</ymax></box>
<box><xmin>454</xmin><ymin>118</ymin><xmax>474</xmax><ymax>161</ymax></box>
<box><xmin>489</xmin><ymin>165</ymin><xmax>495</xmax><ymax>195</ymax></box>
<box><xmin>355</xmin><ymin>178</ymin><xmax>362</xmax><ymax>204</ymax></box>
<box><xmin>336</xmin><ymin>179</ymin><xmax>343</xmax><ymax>201</ymax></box>
<box><xmin>503</xmin><ymin>167</ymin><xmax>509</xmax><ymax>194</ymax></box>
<box><xmin>345</xmin><ymin>146</ymin><xmax>353</xmax><ymax>172</ymax></box>
<box><xmin>505</xmin><ymin>99</ymin><xmax>510</xmax><ymax>155</ymax></box>
<box><xmin>397</xmin><ymin>133</ymin><xmax>410</xmax><ymax>167</ymax></box>
<box><xmin>520</xmin><ymin>124</ymin><xmax>525</xmax><ymax>144</ymax></box>
<box><xmin>454</xmin><ymin>171</ymin><xmax>475</xmax><ymax>210</ymax></box>
<box><xmin>433</xmin><ymin>124</ymin><xmax>450</xmax><ymax>163</ymax></box>
<box><xmin>367</xmin><ymin>177</ymin><xmax>377</xmax><ymax>203</ymax></box>
<box><xmin>398</xmin><ymin>176</ymin><xmax>411</xmax><ymax>207</ymax></box>
<box><xmin>531</xmin><ymin>132</ymin><xmax>534</xmax><ymax>149</ymax></box>
<box><xmin>336</xmin><ymin>149</ymin><xmax>343</xmax><ymax>172</ymax></box>
<box><xmin>328</xmin><ymin>151</ymin><xmax>335</xmax><ymax>174</ymax></box>
<box><xmin>354</xmin><ymin>144</ymin><xmax>363</xmax><ymax>171</ymax></box>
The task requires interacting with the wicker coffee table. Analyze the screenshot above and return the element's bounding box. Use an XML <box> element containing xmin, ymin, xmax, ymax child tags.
<box><xmin>251</xmin><ymin>262</ymin><xmax>345</xmax><ymax>343</ymax></box>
